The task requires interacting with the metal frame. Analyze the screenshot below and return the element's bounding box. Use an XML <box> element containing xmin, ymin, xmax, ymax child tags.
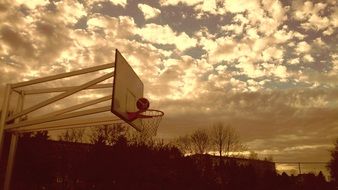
<box><xmin>0</xmin><ymin>63</ymin><xmax>122</xmax><ymax>190</ymax></box>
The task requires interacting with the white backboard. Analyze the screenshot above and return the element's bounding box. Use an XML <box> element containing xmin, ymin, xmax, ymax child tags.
<box><xmin>111</xmin><ymin>49</ymin><xmax>144</xmax><ymax>131</ymax></box>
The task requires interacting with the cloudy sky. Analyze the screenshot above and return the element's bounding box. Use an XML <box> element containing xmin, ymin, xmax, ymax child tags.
<box><xmin>1</xmin><ymin>0</ymin><xmax>338</xmax><ymax>172</ymax></box>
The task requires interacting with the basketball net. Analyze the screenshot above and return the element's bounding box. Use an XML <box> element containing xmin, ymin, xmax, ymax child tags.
<box><xmin>138</xmin><ymin>109</ymin><xmax>164</xmax><ymax>137</ymax></box>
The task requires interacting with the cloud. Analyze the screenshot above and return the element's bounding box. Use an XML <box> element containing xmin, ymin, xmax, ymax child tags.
<box><xmin>215</xmin><ymin>64</ymin><xmax>228</xmax><ymax>74</ymax></box>
<box><xmin>160</xmin><ymin>0</ymin><xmax>202</xmax><ymax>6</ymax></box>
<box><xmin>283</xmin><ymin>144</ymin><xmax>331</xmax><ymax>152</ymax></box>
<box><xmin>197</xmin><ymin>0</ymin><xmax>217</xmax><ymax>13</ymax></box>
<box><xmin>328</xmin><ymin>8</ymin><xmax>338</xmax><ymax>32</ymax></box>
<box><xmin>273</xmin><ymin>65</ymin><xmax>288</xmax><ymax>78</ymax></box>
<box><xmin>224</xmin><ymin>0</ymin><xmax>260</xmax><ymax>13</ymax></box>
<box><xmin>246</xmin><ymin>27</ymin><xmax>260</xmax><ymax>39</ymax></box>
<box><xmin>289</xmin><ymin>58</ymin><xmax>300</xmax><ymax>65</ymax></box>
<box><xmin>329</xmin><ymin>54</ymin><xmax>338</xmax><ymax>75</ymax></box>
<box><xmin>303</xmin><ymin>54</ymin><xmax>314</xmax><ymax>62</ymax></box>
<box><xmin>15</xmin><ymin>0</ymin><xmax>49</xmax><ymax>9</ymax></box>
<box><xmin>219</xmin><ymin>0</ymin><xmax>286</xmax><ymax>36</ymax></box>
<box><xmin>236</xmin><ymin>61</ymin><xmax>265</xmax><ymax>79</ymax></box>
<box><xmin>138</xmin><ymin>3</ymin><xmax>161</xmax><ymax>20</ymax></box>
<box><xmin>294</xmin><ymin>32</ymin><xmax>306</xmax><ymax>40</ymax></box>
<box><xmin>196</xmin><ymin>1</ymin><xmax>290</xmax><ymax>68</ymax></box>
<box><xmin>148</xmin><ymin>56</ymin><xmax>214</xmax><ymax>101</ymax></box>
<box><xmin>246</xmin><ymin>79</ymin><xmax>264</xmax><ymax>92</ymax></box>
<box><xmin>313</xmin><ymin>37</ymin><xmax>326</xmax><ymax>47</ymax></box>
<box><xmin>109</xmin><ymin>0</ymin><xmax>127</xmax><ymax>7</ymax></box>
<box><xmin>0</xmin><ymin>24</ymin><xmax>36</xmax><ymax>59</ymax></box>
<box><xmin>221</xmin><ymin>24</ymin><xmax>244</xmax><ymax>35</ymax></box>
<box><xmin>262</xmin><ymin>0</ymin><xmax>286</xmax><ymax>22</ymax></box>
<box><xmin>208</xmin><ymin>36</ymin><xmax>238</xmax><ymax>63</ymax></box>
<box><xmin>273</xmin><ymin>28</ymin><xmax>294</xmax><ymax>44</ymax></box>
<box><xmin>158</xmin><ymin>87</ymin><xmax>338</xmax><ymax>136</ymax></box>
<box><xmin>323</xmin><ymin>27</ymin><xmax>334</xmax><ymax>36</ymax></box>
<box><xmin>295</xmin><ymin>41</ymin><xmax>311</xmax><ymax>54</ymax></box>
<box><xmin>293</xmin><ymin>1</ymin><xmax>331</xmax><ymax>31</ymax></box>
<box><xmin>193</xmin><ymin>0</ymin><xmax>227</xmax><ymax>16</ymax></box>
<box><xmin>87</xmin><ymin>14</ymin><xmax>136</xmax><ymax>38</ymax></box>
<box><xmin>137</xmin><ymin>24</ymin><xmax>197</xmax><ymax>51</ymax></box>
<box><xmin>55</xmin><ymin>0</ymin><xmax>87</xmax><ymax>24</ymax></box>
<box><xmin>0</xmin><ymin>1</ymin><xmax>76</xmax><ymax>79</ymax></box>
<box><xmin>301</xmin><ymin>15</ymin><xmax>330</xmax><ymax>30</ymax></box>
<box><xmin>84</xmin><ymin>0</ymin><xmax>127</xmax><ymax>8</ymax></box>
<box><xmin>262</xmin><ymin>46</ymin><xmax>284</xmax><ymax>61</ymax></box>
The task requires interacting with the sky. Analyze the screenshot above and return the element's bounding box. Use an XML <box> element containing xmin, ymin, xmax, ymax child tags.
<box><xmin>0</xmin><ymin>0</ymin><xmax>338</xmax><ymax>173</ymax></box>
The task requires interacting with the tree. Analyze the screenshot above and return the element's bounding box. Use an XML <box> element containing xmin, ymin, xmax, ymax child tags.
<box><xmin>328</xmin><ymin>138</ymin><xmax>338</xmax><ymax>185</ymax></box>
<box><xmin>33</xmin><ymin>131</ymin><xmax>49</xmax><ymax>140</ymax></box>
<box><xmin>126</xmin><ymin>127</ymin><xmax>153</xmax><ymax>145</ymax></box>
<box><xmin>90</xmin><ymin>125</ymin><xmax>113</xmax><ymax>145</ymax></box>
<box><xmin>191</xmin><ymin>129</ymin><xmax>209</xmax><ymax>154</ymax></box>
<box><xmin>58</xmin><ymin>128</ymin><xmax>85</xmax><ymax>143</ymax></box>
<box><xmin>264</xmin><ymin>155</ymin><xmax>274</xmax><ymax>162</ymax></box>
<box><xmin>210</xmin><ymin>122</ymin><xmax>227</xmax><ymax>157</ymax></box>
<box><xmin>249</xmin><ymin>151</ymin><xmax>258</xmax><ymax>160</ymax></box>
<box><xmin>223</xmin><ymin>125</ymin><xmax>242</xmax><ymax>156</ymax></box>
<box><xmin>210</xmin><ymin>123</ymin><xmax>243</xmax><ymax>157</ymax></box>
<box><xmin>20</xmin><ymin>131</ymin><xmax>49</xmax><ymax>141</ymax></box>
<box><xmin>175</xmin><ymin>135</ymin><xmax>192</xmax><ymax>155</ymax></box>
<box><xmin>89</xmin><ymin>123</ymin><xmax>127</xmax><ymax>145</ymax></box>
<box><xmin>15</xmin><ymin>131</ymin><xmax>52</xmax><ymax>188</ymax></box>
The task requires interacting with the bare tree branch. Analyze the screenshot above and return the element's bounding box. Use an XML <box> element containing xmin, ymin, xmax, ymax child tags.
<box><xmin>58</xmin><ymin>128</ymin><xmax>85</xmax><ymax>143</ymax></box>
<box><xmin>175</xmin><ymin>135</ymin><xmax>192</xmax><ymax>155</ymax></box>
<box><xmin>89</xmin><ymin>123</ymin><xmax>127</xmax><ymax>145</ymax></box>
<box><xmin>210</xmin><ymin>123</ymin><xmax>244</xmax><ymax>157</ymax></box>
<box><xmin>191</xmin><ymin>129</ymin><xmax>209</xmax><ymax>154</ymax></box>
<box><xmin>210</xmin><ymin>122</ymin><xmax>227</xmax><ymax>157</ymax></box>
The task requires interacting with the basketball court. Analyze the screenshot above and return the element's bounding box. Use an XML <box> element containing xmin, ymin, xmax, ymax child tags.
<box><xmin>0</xmin><ymin>49</ymin><xmax>164</xmax><ymax>190</ymax></box>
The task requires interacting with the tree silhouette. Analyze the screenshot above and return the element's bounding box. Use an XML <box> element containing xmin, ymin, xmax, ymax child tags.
<box><xmin>223</xmin><ymin>125</ymin><xmax>242</xmax><ymax>156</ymax></box>
<box><xmin>10</xmin><ymin>134</ymin><xmax>334</xmax><ymax>190</ymax></box>
<box><xmin>19</xmin><ymin>130</ymin><xmax>49</xmax><ymax>141</ymax></box>
<box><xmin>13</xmin><ymin>132</ymin><xmax>53</xmax><ymax>189</ymax></box>
<box><xmin>191</xmin><ymin>129</ymin><xmax>209</xmax><ymax>154</ymax></box>
<box><xmin>210</xmin><ymin>123</ymin><xmax>246</xmax><ymax>157</ymax></box>
<box><xmin>175</xmin><ymin>125</ymin><xmax>246</xmax><ymax>156</ymax></box>
<box><xmin>58</xmin><ymin>128</ymin><xmax>85</xmax><ymax>142</ymax></box>
<box><xmin>249</xmin><ymin>150</ymin><xmax>259</xmax><ymax>160</ymax></box>
<box><xmin>126</xmin><ymin>127</ymin><xmax>154</xmax><ymax>145</ymax></box>
<box><xmin>328</xmin><ymin>138</ymin><xmax>338</xmax><ymax>186</ymax></box>
<box><xmin>89</xmin><ymin>123</ymin><xmax>127</xmax><ymax>145</ymax></box>
<box><xmin>210</xmin><ymin>122</ymin><xmax>228</xmax><ymax>157</ymax></box>
<box><xmin>175</xmin><ymin>134</ymin><xmax>192</xmax><ymax>155</ymax></box>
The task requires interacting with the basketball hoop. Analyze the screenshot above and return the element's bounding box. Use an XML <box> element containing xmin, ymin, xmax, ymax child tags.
<box><xmin>110</xmin><ymin>51</ymin><xmax>165</xmax><ymax>137</ymax></box>
<box><xmin>129</xmin><ymin>109</ymin><xmax>164</xmax><ymax>137</ymax></box>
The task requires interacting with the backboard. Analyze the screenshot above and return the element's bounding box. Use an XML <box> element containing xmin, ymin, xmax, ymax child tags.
<box><xmin>111</xmin><ymin>49</ymin><xmax>144</xmax><ymax>131</ymax></box>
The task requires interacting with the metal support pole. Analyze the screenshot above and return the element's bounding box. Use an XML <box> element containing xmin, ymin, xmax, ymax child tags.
<box><xmin>10</xmin><ymin>116</ymin><xmax>122</xmax><ymax>133</ymax></box>
<box><xmin>7</xmin><ymin>72</ymin><xmax>113</xmax><ymax>122</ymax></box>
<box><xmin>6</xmin><ymin>106</ymin><xmax>111</xmax><ymax>130</ymax></box>
<box><xmin>3</xmin><ymin>133</ymin><xmax>18</xmax><ymax>190</ymax></box>
<box><xmin>0</xmin><ymin>84</ymin><xmax>11</xmax><ymax>159</ymax></box>
<box><xmin>11</xmin><ymin>63</ymin><xmax>113</xmax><ymax>89</ymax></box>
<box><xmin>14</xmin><ymin>92</ymin><xmax>23</xmax><ymax>115</ymax></box>
<box><xmin>23</xmin><ymin>83</ymin><xmax>112</xmax><ymax>95</ymax></box>
<box><xmin>37</xmin><ymin>95</ymin><xmax>112</xmax><ymax>119</ymax></box>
